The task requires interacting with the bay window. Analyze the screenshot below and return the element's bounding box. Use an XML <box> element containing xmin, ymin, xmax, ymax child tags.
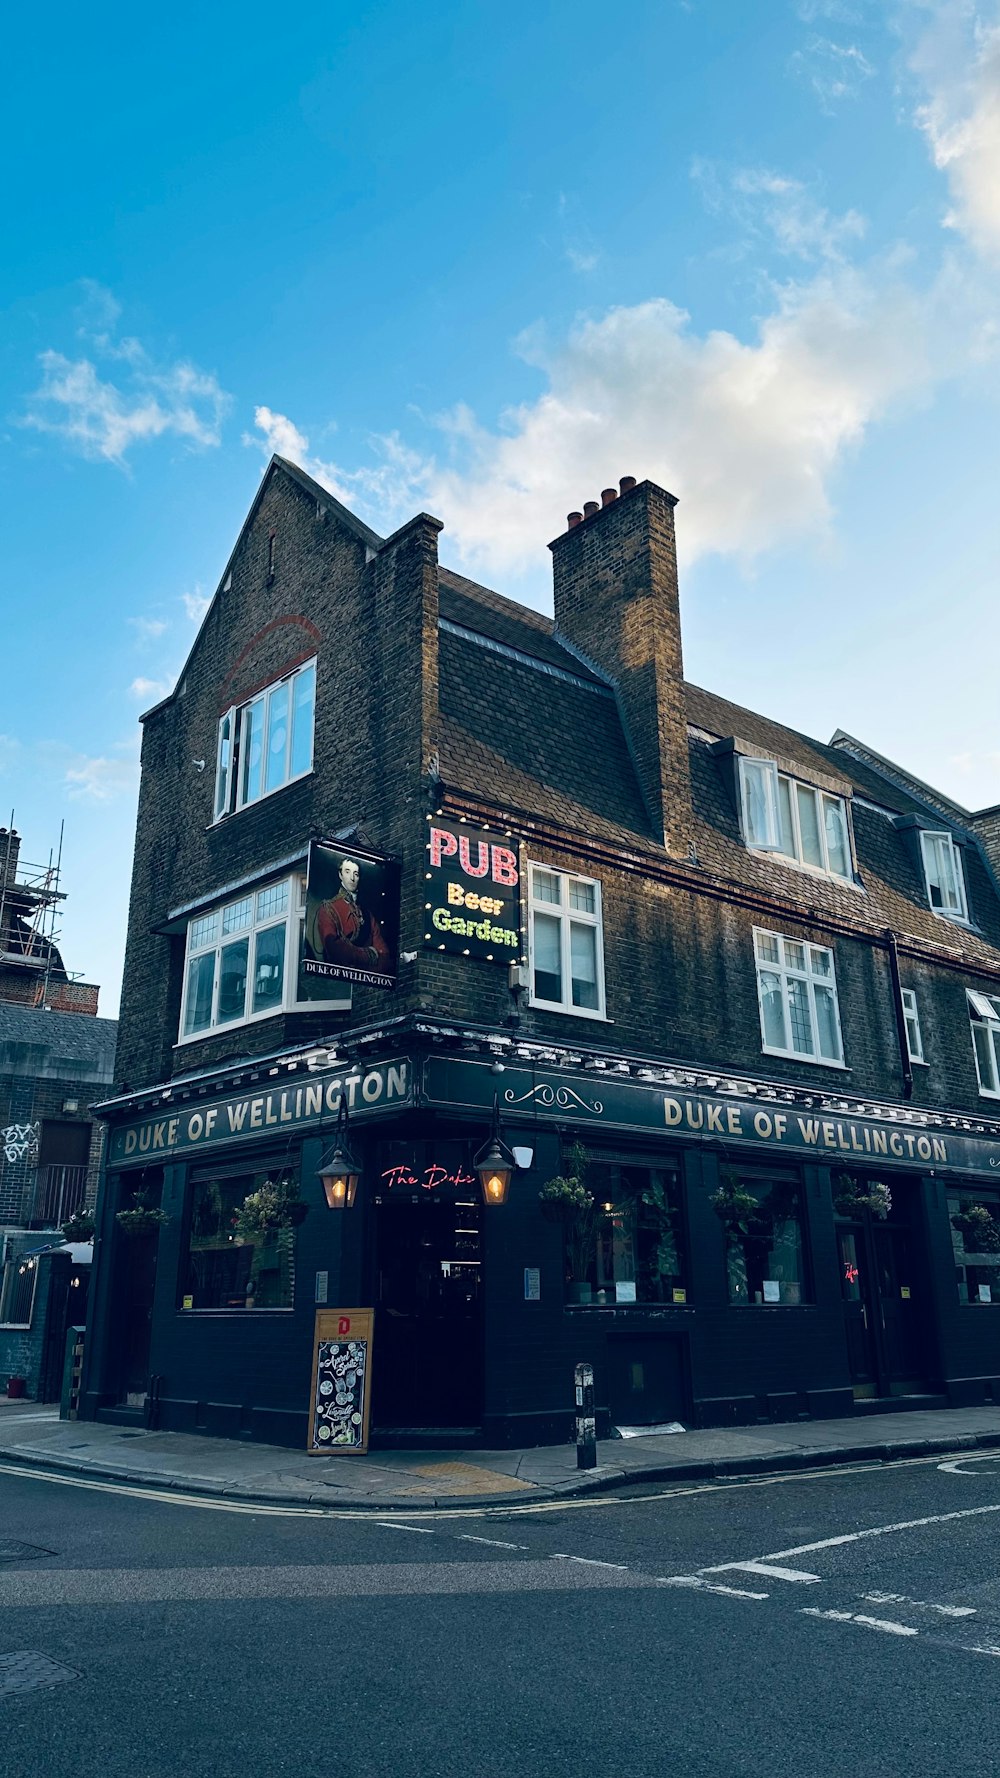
<box><xmin>179</xmin><ymin>873</ymin><xmax>349</xmax><ymax>1042</ymax></box>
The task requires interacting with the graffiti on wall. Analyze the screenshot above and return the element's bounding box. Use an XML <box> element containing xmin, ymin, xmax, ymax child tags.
<box><xmin>1</xmin><ymin>1122</ymin><xmax>40</xmax><ymax>1166</ymax></box>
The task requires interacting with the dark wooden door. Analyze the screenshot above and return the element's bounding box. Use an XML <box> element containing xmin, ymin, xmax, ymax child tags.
<box><xmin>873</xmin><ymin>1226</ymin><xmax>926</xmax><ymax>1390</ymax></box>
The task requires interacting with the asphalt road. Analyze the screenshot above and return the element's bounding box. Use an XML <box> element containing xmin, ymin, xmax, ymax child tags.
<box><xmin>4</xmin><ymin>1450</ymin><xmax>1000</xmax><ymax>1777</ymax></box>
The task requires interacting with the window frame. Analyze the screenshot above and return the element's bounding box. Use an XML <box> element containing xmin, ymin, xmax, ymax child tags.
<box><xmin>0</xmin><ymin>1248</ymin><xmax>39</xmax><ymax>1328</ymax></box>
<box><xmin>177</xmin><ymin>872</ymin><xmax>349</xmax><ymax>1045</ymax></box>
<box><xmin>213</xmin><ymin>657</ymin><xmax>316</xmax><ymax>821</ymax></box>
<box><xmin>753</xmin><ymin>926</ymin><xmax>846</xmax><ymax>1067</ymax></box>
<box><xmin>738</xmin><ymin>756</ymin><xmax>853</xmax><ymax>884</ymax></box>
<box><xmin>178</xmin><ymin>1161</ymin><xmax>299</xmax><ymax>1313</ymax></box>
<box><xmin>920</xmin><ymin>829</ymin><xmax>969</xmax><ymax>925</ymax></box>
<box><xmin>968</xmin><ymin>989</ymin><xmax>1000</xmax><ymax>1099</ymax></box>
<box><xmin>900</xmin><ymin>987</ymin><xmax>926</xmax><ymax>1065</ymax></box>
<box><xmin>527</xmin><ymin>863</ymin><xmax>607</xmax><ymax>1019</ymax></box>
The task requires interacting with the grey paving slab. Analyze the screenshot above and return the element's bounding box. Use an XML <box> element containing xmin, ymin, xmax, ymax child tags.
<box><xmin>4</xmin><ymin>1399</ymin><xmax>1000</xmax><ymax>1506</ymax></box>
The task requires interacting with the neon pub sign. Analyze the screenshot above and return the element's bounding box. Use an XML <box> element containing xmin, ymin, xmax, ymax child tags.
<box><xmin>424</xmin><ymin>820</ymin><xmax>522</xmax><ymax>962</ymax></box>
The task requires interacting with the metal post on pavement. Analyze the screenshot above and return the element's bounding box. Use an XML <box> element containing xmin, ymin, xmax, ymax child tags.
<box><xmin>575</xmin><ymin>1361</ymin><xmax>596</xmax><ymax>1469</ymax></box>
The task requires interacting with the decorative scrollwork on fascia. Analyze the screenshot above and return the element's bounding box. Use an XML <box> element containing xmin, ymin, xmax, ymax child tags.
<box><xmin>502</xmin><ymin>1083</ymin><xmax>604</xmax><ymax>1116</ymax></box>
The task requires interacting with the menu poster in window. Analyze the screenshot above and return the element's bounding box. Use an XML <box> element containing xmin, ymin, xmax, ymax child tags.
<box><xmin>308</xmin><ymin>1309</ymin><xmax>374</xmax><ymax>1454</ymax></box>
<box><xmin>300</xmin><ymin>841</ymin><xmax>399</xmax><ymax>995</ymax></box>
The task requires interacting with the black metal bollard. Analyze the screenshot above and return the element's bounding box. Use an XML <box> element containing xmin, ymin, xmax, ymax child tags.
<box><xmin>575</xmin><ymin>1361</ymin><xmax>596</xmax><ymax>1469</ymax></box>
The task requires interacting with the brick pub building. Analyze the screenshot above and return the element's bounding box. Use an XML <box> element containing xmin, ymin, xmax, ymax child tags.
<box><xmin>82</xmin><ymin>457</ymin><xmax>1000</xmax><ymax>1444</ymax></box>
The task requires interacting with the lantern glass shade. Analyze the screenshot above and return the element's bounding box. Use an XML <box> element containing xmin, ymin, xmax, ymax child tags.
<box><xmin>321</xmin><ymin>1169</ymin><xmax>358</xmax><ymax>1210</ymax></box>
<box><xmin>474</xmin><ymin>1140</ymin><xmax>513</xmax><ymax>1207</ymax></box>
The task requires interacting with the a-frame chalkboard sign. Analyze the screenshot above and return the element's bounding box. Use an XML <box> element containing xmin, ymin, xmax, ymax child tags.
<box><xmin>307</xmin><ymin>1308</ymin><xmax>374</xmax><ymax>1454</ymax></box>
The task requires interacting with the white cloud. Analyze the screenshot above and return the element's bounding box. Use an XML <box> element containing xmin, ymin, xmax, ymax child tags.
<box><xmin>64</xmin><ymin>737</ymin><xmax>141</xmax><ymax>802</ymax></box>
<box><xmin>913</xmin><ymin>7</ymin><xmax>1000</xmax><ymax>260</ymax></box>
<box><xmin>181</xmin><ymin>585</ymin><xmax>212</xmax><ymax>624</ymax></box>
<box><xmin>22</xmin><ymin>292</ymin><xmax>230</xmax><ymax>466</ymax></box>
<box><xmin>246</xmin><ymin>406</ymin><xmax>357</xmax><ymax>505</ymax></box>
<box><xmin>128</xmin><ymin>615</ymin><xmax>168</xmax><ymax>643</ymax></box>
<box><xmin>789</xmin><ymin>36</ymin><xmax>876</xmax><ymax>109</ymax></box>
<box><xmin>723</xmin><ymin>166</ymin><xmax>867</xmax><ymax>260</ymax></box>
<box><xmin>128</xmin><ymin>676</ymin><xmax>172</xmax><ymax>702</ymax></box>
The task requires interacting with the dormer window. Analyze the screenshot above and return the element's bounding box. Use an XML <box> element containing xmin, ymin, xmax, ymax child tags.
<box><xmin>738</xmin><ymin>758</ymin><xmax>851</xmax><ymax>881</ymax></box>
<box><xmin>920</xmin><ymin>831</ymin><xmax>968</xmax><ymax>924</ymax></box>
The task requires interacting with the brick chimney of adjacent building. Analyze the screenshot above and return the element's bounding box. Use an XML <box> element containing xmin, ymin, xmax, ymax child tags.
<box><xmin>549</xmin><ymin>478</ymin><xmax>691</xmax><ymax>854</ymax></box>
<box><xmin>973</xmin><ymin>807</ymin><xmax>1000</xmax><ymax>882</ymax></box>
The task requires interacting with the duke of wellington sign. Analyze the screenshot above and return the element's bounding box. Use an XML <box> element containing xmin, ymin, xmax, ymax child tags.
<box><xmin>108</xmin><ymin>1058</ymin><xmax>411</xmax><ymax>1166</ymax></box>
<box><xmin>422</xmin><ymin>1056</ymin><xmax>1000</xmax><ymax>1176</ymax></box>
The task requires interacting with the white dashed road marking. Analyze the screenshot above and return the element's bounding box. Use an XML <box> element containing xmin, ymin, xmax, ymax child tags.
<box><xmin>861</xmin><ymin>1592</ymin><xmax>976</xmax><ymax>1618</ymax></box>
<box><xmin>550</xmin><ymin>1555</ymin><xmax>631</xmax><ymax>1571</ymax></box>
<box><xmin>660</xmin><ymin>1577</ymin><xmax>770</xmax><ymax>1601</ymax></box>
<box><xmin>801</xmin><ymin>1608</ymin><xmax>918</xmax><ymax>1637</ymax></box>
<box><xmin>724</xmin><ymin>1562</ymin><xmax>821</xmax><ymax>1584</ymax></box>
<box><xmin>375</xmin><ymin>1522</ymin><xmax>435</xmax><ymax>1534</ymax></box>
<box><xmin>458</xmin><ymin>1536</ymin><xmax>527</xmax><ymax>1550</ymax></box>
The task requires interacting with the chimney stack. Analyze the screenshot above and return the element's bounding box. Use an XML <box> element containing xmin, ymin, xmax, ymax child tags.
<box><xmin>550</xmin><ymin>478</ymin><xmax>690</xmax><ymax>854</ymax></box>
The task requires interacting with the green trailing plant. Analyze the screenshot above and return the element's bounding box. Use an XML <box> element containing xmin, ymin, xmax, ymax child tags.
<box><xmin>115</xmin><ymin>1191</ymin><xmax>169</xmax><ymax>1237</ymax></box>
<box><xmin>710</xmin><ymin>1180</ymin><xmax>762</xmax><ymax>1236</ymax></box>
<box><xmin>833</xmin><ymin>1176</ymin><xmax>892</xmax><ymax>1221</ymax></box>
<box><xmin>539</xmin><ymin>1143</ymin><xmax>596</xmax><ymax>1281</ymax></box>
<box><xmin>232</xmin><ymin>1177</ymin><xmax>308</xmax><ymax>1241</ymax></box>
<box><xmin>951</xmin><ymin>1200</ymin><xmax>1000</xmax><ymax>1253</ymax></box>
<box><xmin>60</xmin><ymin>1213</ymin><xmax>95</xmax><ymax>1243</ymax></box>
<box><xmin>640</xmin><ymin>1177</ymin><xmax>679</xmax><ymax>1281</ymax></box>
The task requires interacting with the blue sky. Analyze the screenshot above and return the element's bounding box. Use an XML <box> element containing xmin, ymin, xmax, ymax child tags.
<box><xmin>3</xmin><ymin>0</ymin><xmax>1000</xmax><ymax>1017</ymax></box>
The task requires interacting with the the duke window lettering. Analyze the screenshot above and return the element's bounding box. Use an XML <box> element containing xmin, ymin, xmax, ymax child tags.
<box><xmin>214</xmin><ymin>658</ymin><xmax>315</xmax><ymax>819</ymax></box>
<box><xmin>920</xmin><ymin>830</ymin><xmax>968</xmax><ymax>924</ymax></box>
<box><xmin>753</xmin><ymin>928</ymin><xmax>844</xmax><ymax>1065</ymax></box>
<box><xmin>968</xmin><ymin>989</ymin><xmax>1000</xmax><ymax>1098</ymax></box>
<box><xmin>739</xmin><ymin>757</ymin><xmax>851</xmax><ymax>881</ymax></box>
<box><xmin>529</xmin><ymin>864</ymin><xmax>605</xmax><ymax>1017</ymax></box>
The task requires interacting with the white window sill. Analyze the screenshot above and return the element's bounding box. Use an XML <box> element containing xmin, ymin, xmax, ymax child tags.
<box><xmin>528</xmin><ymin>998</ymin><xmax>610</xmax><ymax>1021</ymax></box>
<box><xmin>930</xmin><ymin>908</ymin><xmax>971</xmax><ymax>929</ymax></box>
<box><xmin>746</xmin><ymin>844</ymin><xmax>862</xmax><ymax>892</ymax></box>
<box><xmin>210</xmin><ymin>766</ymin><xmax>314</xmax><ymax>828</ymax></box>
<box><xmin>760</xmin><ymin>1044</ymin><xmax>848</xmax><ymax>1070</ymax></box>
<box><xmin>977</xmin><ymin>1086</ymin><xmax>1000</xmax><ymax>1101</ymax></box>
<box><xmin>908</xmin><ymin>1056</ymin><xmax>929</xmax><ymax>1067</ymax></box>
<box><xmin>175</xmin><ymin>1005</ymin><xmax>286</xmax><ymax>1047</ymax></box>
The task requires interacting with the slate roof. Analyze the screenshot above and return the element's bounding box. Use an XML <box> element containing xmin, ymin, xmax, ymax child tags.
<box><xmin>0</xmin><ymin>1004</ymin><xmax>117</xmax><ymax>1083</ymax></box>
<box><xmin>433</xmin><ymin>573</ymin><xmax>1000</xmax><ymax>966</ymax></box>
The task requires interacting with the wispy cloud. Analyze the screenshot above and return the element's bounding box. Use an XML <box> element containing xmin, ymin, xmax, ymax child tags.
<box><xmin>698</xmin><ymin>161</ymin><xmax>867</xmax><ymax>261</ymax></box>
<box><xmin>789</xmin><ymin>35</ymin><xmax>876</xmax><ymax>110</ymax></box>
<box><xmin>128</xmin><ymin>615</ymin><xmax>169</xmax><ymax>643</ymax></box>
<box><xmin>912</xmin><ymin>6</ymin><xmax>1000</xmax><ymax>261</ymax></box>
<box><xmin>63</xmin><ymin>736</ymin><xmax>141</xmax><ymax>802</ymax></box>
<box><xmin>21</xmin><ymin>285</ymin><xmax>230</xmax><ymax>466</ymax></box>
<box><xmin>128</xmin><ymin>675</ymin><xmax>173</xmax><ymax>702</ymax></box>
<box><xmin>181</xmin><ymin>585</ymin><xmax>211</xmax><ymax>625</ymax></box>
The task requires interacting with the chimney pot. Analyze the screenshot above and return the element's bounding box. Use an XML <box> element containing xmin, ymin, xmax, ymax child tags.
<box><xmin>583</xmin><ymin>500</ymin><xmax>600</xmax><ymax>518</ymax></box>
<box><xmin>601</xmin><ymin>488</ymin><xmax>617</xmax><ymax>507</ymax></box>
<box><xmin>619</xmin><ymin>475</ymin><xmax>637</xmax><ymax>494</ymax></box>
<box><xmin>567</xmin><ymin>511</ymin><xmax>583</xmax><ymax>529</ymax></box>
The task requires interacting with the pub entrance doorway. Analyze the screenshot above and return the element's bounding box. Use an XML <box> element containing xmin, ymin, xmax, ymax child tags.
<box><xmin>836</xmin><ymin>1178</ymin><xmax>933</xmax><ymax>1400</ymax></box>
<box><xmin>370</xmin><ymin>1151</ymin><xmax>484</xmax><ymax>1432</ymax></box>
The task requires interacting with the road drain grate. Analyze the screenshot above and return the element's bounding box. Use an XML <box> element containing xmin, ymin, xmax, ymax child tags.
<box><xmin>0</xmin><ymin>1652</ymin><xmax>80</xmax><ymax>1701</ymax></box>
<box><xmin>0</xmin><ymin>1542</ymin><xmax>56</xmax><ymax>1564</ymax></box>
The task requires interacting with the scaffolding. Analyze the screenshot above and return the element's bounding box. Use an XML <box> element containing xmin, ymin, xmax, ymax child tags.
<box><xmin>0</xmin><ymin>815</ymin><xmax>67</xmax><ymax>1007</ymax></box>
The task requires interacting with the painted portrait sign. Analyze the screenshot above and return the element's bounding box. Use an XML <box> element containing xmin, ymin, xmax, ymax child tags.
<box><xmin>423</xmin><ymin>820</ymin><xmax>522</xmax><ymax>962</ymax></box>
<box><xmin>299</xmin><ymin>840</ymin><xmax>399</xmax><ymax>994</ymax></box>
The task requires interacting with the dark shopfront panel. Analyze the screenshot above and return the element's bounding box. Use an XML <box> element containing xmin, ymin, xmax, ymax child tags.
<box><xmin>83</xmin><ymin>1084</ymin><xmax>1000</xmax><ymax>1449</ymax></box>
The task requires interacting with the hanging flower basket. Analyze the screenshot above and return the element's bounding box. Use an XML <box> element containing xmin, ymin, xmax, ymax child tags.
<box><xmin>710</xmin><ymin>1183</ymin><xmax>760</xmax><ymax>1233</ymax></box>
<box><xmin>232</xmin><ymin>1178</ymin><xmax>308</xmax><ymax>1240</ymax></box>
<box><xmin>833</xmin><ymin>1176</ymin><xmax>892</xmax><ymax>1221</ymax></box>
<box><xmin>61</xmin><ymin>1213</ymin><xmax>95</xmax><ymax>1243</ymax></box>
<box><xmin>115</xmin><ymin>1204</ymin><xmax>169</xmax><ymax>1237</ymax></box>
<box><xmin>951</xmin><ymin>1200</ymin><xmax>1000</xmax><ymax>1253</ymax></box>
